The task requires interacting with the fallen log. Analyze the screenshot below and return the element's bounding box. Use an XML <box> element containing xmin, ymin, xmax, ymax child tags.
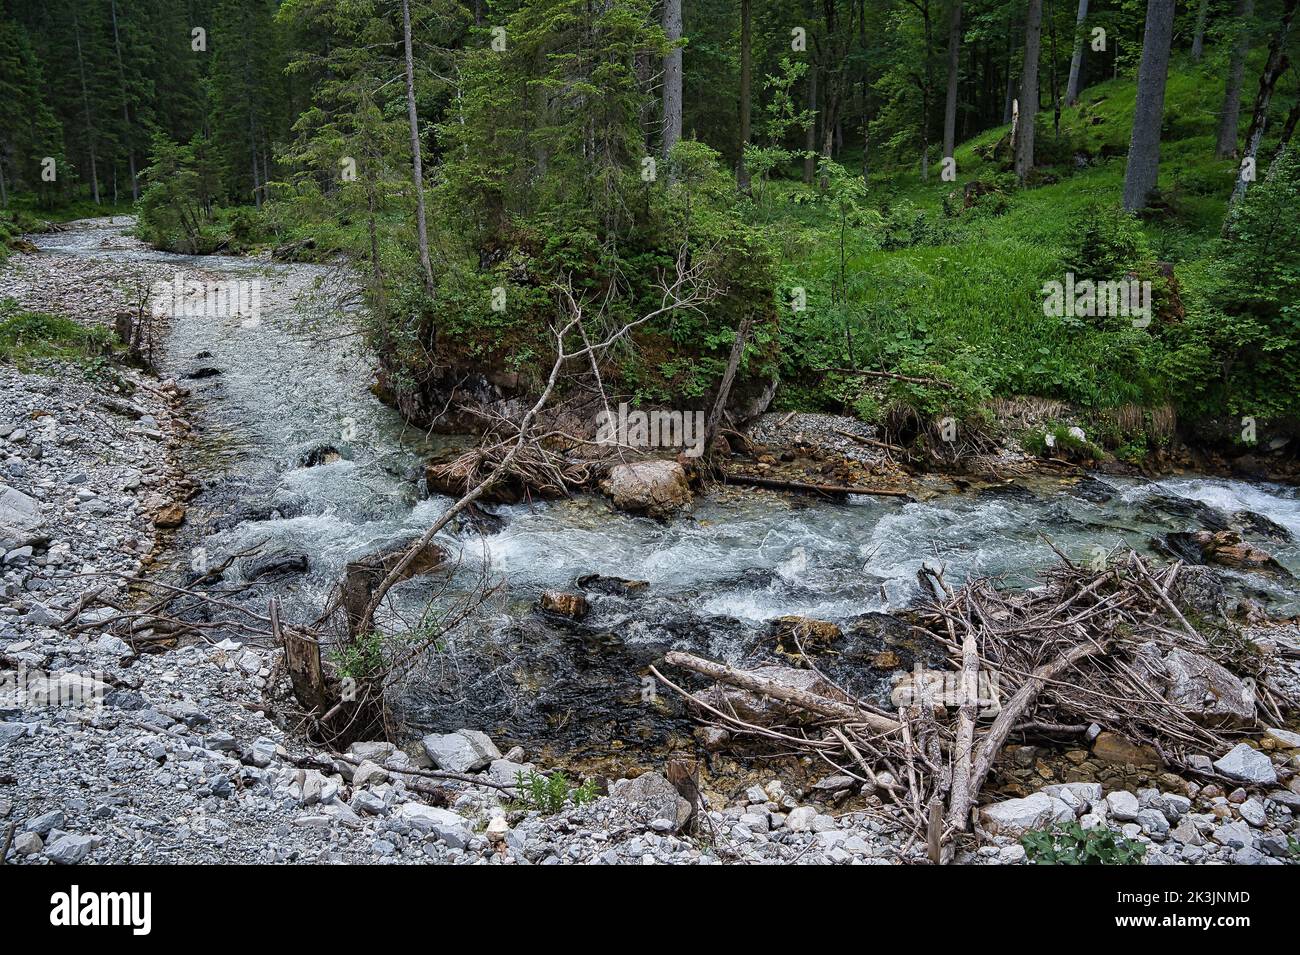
<box><xmin>964</xmin><ymin>639</ymin><xmax>1108</xmax><ymax>818</ymax></box>
<box><xmin>663</xmin><ymin>650</ymin><xmax>901</xmax><ymax>734</ymax></box>
<box><xmin>719</xmin><ymin>470</ymin><xmax>911</xmax><ymax>499</ymax></box>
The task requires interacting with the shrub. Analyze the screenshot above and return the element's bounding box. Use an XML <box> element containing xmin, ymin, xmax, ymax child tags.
<box><xmin>1021</xmin><ymin>822</ymin><xmax>1147</xmax><ymax>865</ymax></box>
<box><xmin>1061</xmin><ymin>203</ymin><xmax>1150</xmax><ymax>277</ymax></box>
<box><xmin>0</xmin><ymin>306</ymin><xmax>116</xmax><ymax>370</ymax></box>
<box><xmin>511</xmin><ymin>771</ymin><xmax>599</xmax><ymax>815</ymax></box>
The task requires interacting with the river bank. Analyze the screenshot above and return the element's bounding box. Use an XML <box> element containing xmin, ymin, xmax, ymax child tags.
<box><xmin>2</xmin><ymin>218</ymin><xmax>1299</xmax><ymax>865</ymax></box>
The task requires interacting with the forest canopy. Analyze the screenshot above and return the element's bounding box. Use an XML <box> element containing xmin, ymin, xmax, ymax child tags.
<box><xmin>2</xmin><ymin>0</ymin><xmax>1298</xmax><ymax>448</ymax></box>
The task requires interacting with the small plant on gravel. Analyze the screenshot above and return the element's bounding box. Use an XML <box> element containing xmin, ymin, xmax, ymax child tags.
<box><xmin>511</xmin><ymin>771</ymin><xmax>599</xmax><ymax>815</ymax></box>
<box><xmin>1020</xmin><ymin>822</ymin><xmax>1147</xmax><ymax>865</ymax></box>
<box><xmin>328</xmin><ymin>630</ymin><xmax>386</xmax><ymax>682</ymax></box>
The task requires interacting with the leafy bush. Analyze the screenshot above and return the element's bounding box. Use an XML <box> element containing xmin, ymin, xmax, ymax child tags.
<box><xmin>1061</xmin><ymin>203</ymin><xmax>1150</xmax><ymax>277</ymax></box>
<box><xmin>878</xmin><ymin>199</ymin><xmax>949</xmax><ymax>250</ymax></box>
<box><xmin>1021</xmin><ymin>822</ymin><xmax>1147</xmax><ymax>865</ymax></box>
<box><xmin>1021</xmin><ymin>421</ymin><xmax>1105</xmax><ymax>460</ymax></box>
<box><xmin>1163</xmin><ymin>148</ymin><xmax>1300</xmax><ymax>422</ymax></box>
<box><xmin>327</xmin><ymin>630</ymin><xmax>386</xmax><ymax>682</ymax></box>
<box><xmin>511</xmin><ymin>771</ymin><xmax>599</xmax><ymax>815</ymax></box>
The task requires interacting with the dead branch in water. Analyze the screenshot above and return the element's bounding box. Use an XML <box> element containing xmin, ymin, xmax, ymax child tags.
<box><xmin>718</xmin><ymin>470</ymin><xmax>912</xmax><ymax>498</ymax></box>
<box><xmin>656</xmin><ymin>550</ymin><xmax>1273</xmax><ymax>853</ymax></box>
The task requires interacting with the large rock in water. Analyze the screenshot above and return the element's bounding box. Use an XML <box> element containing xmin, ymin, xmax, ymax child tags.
<box><xmin>0</xmin><ymin>485</ymin><xmax>45</xmax><ymax>551</ymax></box>
<box><xmin>599</xmin><ymin>460</ymin><xmax>691</xmax><ymax>520</ymax></box>
<box><xmin>1161</xmin><ymin>530</ymin><xmax>1288</xmax><ymax>574</ymax></box>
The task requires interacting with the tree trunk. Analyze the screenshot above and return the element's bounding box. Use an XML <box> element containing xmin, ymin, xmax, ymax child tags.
<box><xmin>72</xmin><ymin>10</ymin><xmax>100</xmax><ymax>205</ymax></box>
<box><xmin>1215</xmin><ymin>0</ymin><xmax>1256</xmax><ymax>159</ymax></box>
<box><xmin>804</xmin><ymin>66</ymin><xmax>819</xmax><ymax>184</ymax></box>
<box><xmin>862</xmin><ymin>90</ymin><xmax>871</xmax><ymax>179</ymax></box>
<box><xmin>1121</xmin><ymin>0</ymin><xmax>1176</xmax><ymax>211</ymax></box>
<box><xmin>0</xmin><ymin>159</ymin><xmax>7</xmax><ymax>208</ymax></box>
<box><xmin>109</xmin><ymin>0</ymin><xmax>138</xmax><ymax>201</ymax></box>
<box><xmin>943</xmin><ymin>0</ymin><xmax>962</xmax><ymax>159</ymax></box>
<box><xmin>920</xmin><ymin>0</ymin><xmax>934</xmax><ymax>181</ymax></box>
<box><xmin>1014</xmin><ymin>0</ymin><xmax>1043</xmax><ymax>182</ymax></box>
<box><xmin>1228</xmin><ymin>0</ymin><xmax>1298</xmax><ymax>210</ymax></box>
<box><xmin>703</xmin><ymin>318</ymin><xmax>752</xmax><ymax>466</ymax></box>
<box><xmin>662</xmin><ymin>0</ymin><xmax>683</xmax><ymax>162</ymax></box>
<box><xmin>1065</xmin><ymin>0</ymin><xmax>1089</xmax><ymax>105</ymax></box>
<box><xmin>1003</xmin><ymin>26</ymin><xmax>1017</xmax><ymax>124</ymax></box>
<box><xmin>403</xmin><ymin>0</ymin><xmax>435</xmax><ymax>293</ymax></box>
<box><xmin>738</xmin><ymin>0</ymin><xmax>752</xmax><ymax>191</ymax></box>
<box><xmin>249</xmin><ymin>113</ymin><xmax>262</xmax><ymax>209</ymax></box>
<box><xmin>1048</xmin><ymin>0</ymin><xmax>1060</xmax><ymax>135</ymax></box>
<box><xmin>1192</xmin><ymin>0</ymin><xmax>1210</xmax><ymax>61</ymax></box>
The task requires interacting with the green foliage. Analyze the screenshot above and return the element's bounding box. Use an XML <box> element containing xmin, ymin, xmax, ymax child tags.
<box><xmin>0</xmin><ymin>305</ymin><xmax>116</xmax><ymax>370</ymax></box>
<box><xmin>1162</xmin><ymin>149</ymin><xmax>1300</xmax><ymax>423</ymax></box>
<box><xmin>1061</xmin><ymin>203</ymin><xmax>1151</xmax><ymax>277</ymax></box>
<box><xmin>1021</xmin><ymin>421</ymin><xmax>1105</xmax><ymax>460</ymax></box>
<box><xmin>1021</xmin><ymin>822</ymin><xmax>1147</xmax><ymax>865</ymax></box>
<box><xmin>135</xmin><ymin>132</ymin><xmax>223</xmax><ymax>252</ymax></box>
<box><xmin>328</xmin><ymin>630</ymin><xmax>386</xmax><ymax>682</ymax></box>
<box><xmin>510</xmin><ymin>771</ymin><xmax>599</xmax><ymax>815</ymax></box>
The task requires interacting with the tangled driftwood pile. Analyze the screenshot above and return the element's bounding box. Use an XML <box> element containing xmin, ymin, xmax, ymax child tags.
<box><xmin>654</xmin><ymin>549</ymin><xmax>1292</xmax><ymax>857</ymax></box>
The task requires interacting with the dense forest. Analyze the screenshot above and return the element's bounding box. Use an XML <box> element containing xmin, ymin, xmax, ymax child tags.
<box><xmin>2</xmin><ymin>0</ymin><xmax>1298</xmax><ymax>457</ymax></box>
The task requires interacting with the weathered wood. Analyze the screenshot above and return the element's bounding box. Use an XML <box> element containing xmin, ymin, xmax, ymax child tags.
<box><xmin>666</xmin><ymin>758</ymin><xmax>702</xmax><ymax>831</ymax></box>
<box><xmin>341</xmin><ymin>538</ymin><xmax>446</xmax><ymax>637</ymax></box>
<box><xmin>720</xmin><ymin>470</ymin><xmax>911</xmax><ymax>499</ymax></box>
<box><xmin>276</xmin><ymin>598</ymin><xmax>331</xmax><ymax>715</ymax></box>
<box><xmin>703</xmin><ymin>317</ymin><xmax>752</xmax><ymax>466</ymax></box>
<box><xmin>965</xmin><ymin>640</ymin><xmax>1106</xmax><ymax>814</ymax></box>
<box><xmin>927</xmin><ymin>795</ymin><xmax>944</xmax><ymax>865</ymax></box>
<box><xmin>946</xmin><ymin>629</ymin><xmax>981</xmax><ymax>831</ymax></box>
<box><xmin>664</xmin><ymin>650</ymin><xmax>901</xmax><ymax>734</ymax></box>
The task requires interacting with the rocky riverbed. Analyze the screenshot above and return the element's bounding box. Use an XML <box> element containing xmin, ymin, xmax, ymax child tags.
<box><xmin>3</xmin><ymin>220</ymin><xmax>1300</xmax><ymax>865</ymax></box>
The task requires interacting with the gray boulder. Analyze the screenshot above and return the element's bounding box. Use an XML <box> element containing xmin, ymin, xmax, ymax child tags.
<box><xmin>1105</xmin><ymin>790</ymin><xmax>1140</xmax><ymax>821</ymax></box>
<box><xmin>421</xmin><ymin>729</ymin><xmax>500</xmax><ymax>773</ymax></box>
<box><xmin>1161</xmin><ymin>648</ymin><xmax>1255</xmax><ymax>727</ymax></box>
<box><xmin>609</xmin><ymin>772</ymin><xmax>693</xmax><ymax>832</ymax></box>
<box><xmin>395</xmin><ymin>803</ymin><xmax>472</xmax><ymax>848</ymax></box>
<box><xmin>45</xmin><ymin>833</ymin><xmax>95</xmax><ymax>864</ymax></box>
<box><xmin>0</xmin><ymin>486</ymin><xmax>45</xmax><ymax>551</ymax></box>
<box><xmin>976</xmin><ymin>793</ymin><xmax>1074</xmax><ymax>837</ymax></box>
<box><xmin>1214</xmin><ymin>744</ymin><xmax>1277</xmax><ymax>785</ymax></box>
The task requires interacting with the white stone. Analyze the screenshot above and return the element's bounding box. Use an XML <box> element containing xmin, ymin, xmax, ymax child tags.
<box><xmin>785</xmin><ymin>806</ymin><xmax>817</xmax><ymax>832</ymax></box>
<box><xmin>1214</xmin><ymin>744</ymin><xmax>1277</xmax><ymax>785</ymax></box>
<box><xmin>1105</xmin><ymin>790</ymin><xmax>1140</xmax><ymax>821</ymax></box>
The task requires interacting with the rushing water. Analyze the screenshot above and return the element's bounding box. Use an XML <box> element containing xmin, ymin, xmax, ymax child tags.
<box><xmin>25</xmin><ymin>219</ymin><xmax>1300</xmax><ymax>759</ymax></box>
